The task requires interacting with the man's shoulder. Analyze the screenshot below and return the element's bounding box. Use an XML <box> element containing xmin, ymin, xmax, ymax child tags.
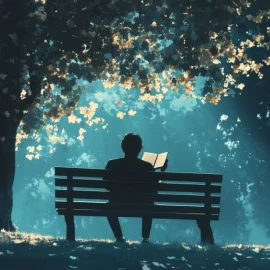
<box><xmin>107</xmin><ymin>158</ymin><xmax>124</xmax><ymax>165</ymax></box>
<box><xmin>105</xmin><ymin>158</ymin><xmax>124</xmax><ymax>169</ymax></box>
<box><xmin>106</xmin><ymin>158</ymin><xmax>154</xmax><ymax>171</ymax></box>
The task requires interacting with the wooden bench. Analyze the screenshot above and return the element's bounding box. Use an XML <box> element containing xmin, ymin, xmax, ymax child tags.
<box><xmin>55</xmin><ymin>167</ymin><xmax>223</xmax><ymax>244</ymax></box>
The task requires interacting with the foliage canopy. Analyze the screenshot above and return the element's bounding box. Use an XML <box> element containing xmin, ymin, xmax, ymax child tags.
<box><xmin>0</xmin><ymin>0</ymin><xmax>269</xmax><ymax>153</ymax></box>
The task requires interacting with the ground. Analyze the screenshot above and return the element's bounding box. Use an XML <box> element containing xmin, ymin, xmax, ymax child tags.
<box><xmin>0</xmin><ymin>231</ymin><xmax>269</xmax><ymax>270</ymax></box>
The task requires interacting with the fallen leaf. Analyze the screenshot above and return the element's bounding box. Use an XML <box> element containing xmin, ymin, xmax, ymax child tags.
<box><xmin>167</xmin><ymin>256</ymin><xmax>176</xmax><ymax>260</ymax></box>
<box><xmin>69</xmin><ymin>256</ymin><xmax>77</xmax><ymax>260</ymax></box>
<box><xmin>0</xmin><ymin>74</ymin><xmax>7</xmax><ymax>80</ymax></box>
<box><xmin>2</xmin><ymin>88</ymin><xmax>8</xmax><ymax>94</ymax></box>
<box><xmin>252</xmin><ymin>247</ymin><xmax>260</xmax><ymax>253</ymax></box>
<box><xmin>13</xmin><ymin>240</ymin><xmax>24</xmax><ymax>244</ymax></box>
<box><xmin>86</xmin><ymin>246</ymin><xmax>95</xmax><ymax>251</ymax></box>
<box><xmin>182</xmin><ymin>244</ymin><xmax>191</xmax><ymax>250</ymax></box>
<box><xmin>152</xmin><ymin>262</ymin><xmax>166</xmax><ymax>268</ymax></box>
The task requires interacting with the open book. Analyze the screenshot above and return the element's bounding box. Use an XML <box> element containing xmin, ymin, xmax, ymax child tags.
<box><xmin>142</xmin><ymin>152</ymin><xmax>168</xmax><ymax>169</ymax></box>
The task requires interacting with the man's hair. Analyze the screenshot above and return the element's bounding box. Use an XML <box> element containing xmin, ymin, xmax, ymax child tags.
<box><xmin>121</xmin><ymin>133</ymin><xmax>143</xmax><ymax>155</ymax></box>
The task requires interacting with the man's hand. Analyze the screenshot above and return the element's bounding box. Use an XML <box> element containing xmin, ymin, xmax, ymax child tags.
<box><xmin>161</xmin><ymin>159</ymin><xmax>168</xmax><ymax>172</ymax></box>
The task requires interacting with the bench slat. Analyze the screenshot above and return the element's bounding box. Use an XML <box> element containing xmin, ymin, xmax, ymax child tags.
<box><xmin>55</xmin><ymin>190</ymin><xmax>221</xmax><ymax>204</ymax></box>
<box><xmin>56</xmin><ymin>201</ymin><xmax>220</xmax><ymax>214</ymax></box>
<box><xmin>55</xmin><ymin>179</ymin><xmax>221</xmax><ymax>193</ymax></box>
<box><xmin>55</xmin><ymin>167</ymin><xmax>222</xmax><ymax>183</ymax></box>
<box><xmin>56</xmin><ymin>209</ymin><xmax>220</xmax><ymax>220</ymax></box>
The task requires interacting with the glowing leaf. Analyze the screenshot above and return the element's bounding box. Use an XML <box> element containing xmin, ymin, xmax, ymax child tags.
<box><xmin>116</xmin><ymin>111</ymin><xmax>125</xmax><ymax>119</ymax></box>
<box><xmin>20</xmin><ymin>89</ymin><xmax>27</xmax><ymax>100</ymax></box>
<box><xmin>27</xmin><ymin>146</ymin><xmax>35</xmax><ymax>153</ymax></box>
<box><xmin>263</xmin><ymin>57</ymin><xmax>270</xmax><ymax>65</ymax></box>
<box><xmin>184</xmin><ymin>82</ymin><xmax>194</xmax><ymax>94</ymax></box>
<box><xmin>237</xmin><ymin>83</ymin><xmax>245</xmax><ymax>90</ymax></box>
<box><xmin>79</xmin><ymin>128</ymin><xmax>86</xmax><ymax>135</ymax></box>
<box><xmin>128</xmin><ymin>110</ymin><xmax>136</xmax><ymax>116</ymax></box>
<box><xmin>26</xmin><ymin>154</ymin><xmax>34</xmax><ymax>160</ymax></box>
<box><xmin>37</xmin><ymin>145</ymin><xmax>43</xmax><ymax>151</ymax></box>
<box><xmin>68</xmin><ymin>114</ymin><xmax>78</xmax><ymax>124</ymax></box>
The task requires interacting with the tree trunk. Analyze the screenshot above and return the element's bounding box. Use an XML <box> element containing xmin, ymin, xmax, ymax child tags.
<box><xmin>0</xmin><ymin>116</ymin><xmax>20</xmax><ymax>231</ymax></box>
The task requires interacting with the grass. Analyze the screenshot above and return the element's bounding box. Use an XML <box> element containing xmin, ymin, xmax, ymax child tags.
<box><xmin>0</xmin><ymin>230</ymin><xmax>269</xmax><ymax>270</ymax></box>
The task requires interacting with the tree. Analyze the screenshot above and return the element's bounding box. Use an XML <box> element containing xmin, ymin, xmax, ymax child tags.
<box><xmin>0</xmin><ymin>0</ymin><xmax>269</xmax><ymax>231</ymax></box>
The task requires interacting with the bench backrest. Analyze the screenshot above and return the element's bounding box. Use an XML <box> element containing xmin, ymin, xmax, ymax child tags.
<box><xmin>55</xmin><ymin>167</ymin><xmax>223</xmax><ymax>221</ymax></box>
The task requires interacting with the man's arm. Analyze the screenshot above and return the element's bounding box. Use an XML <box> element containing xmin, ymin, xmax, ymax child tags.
<box><xmin>160</xmin><ymin>159</ymin><xmax>168</xmax><ymax>172</ymax></box>
<box><xmin>152</xmin><ymin>159</ymin><xmax>168</xmax><ymax>182</ymax></box>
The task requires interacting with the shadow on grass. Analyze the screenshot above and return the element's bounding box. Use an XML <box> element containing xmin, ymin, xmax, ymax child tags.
<box><xmin>0</xmin><ymin>231</ymin><xmax>269</xmax><ymax>270</ymax></box>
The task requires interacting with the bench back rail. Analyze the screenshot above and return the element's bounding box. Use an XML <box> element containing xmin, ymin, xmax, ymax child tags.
<box><xmin>55</xmin><ymin>167</ymin><xmax>222</xmax><ymax>222</ymax></box>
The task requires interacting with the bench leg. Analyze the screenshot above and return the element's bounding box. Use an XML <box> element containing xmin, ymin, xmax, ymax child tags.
<box><xmin>197</xmin><ymin>220</ymin><xmax>214</xmax><ymax>245</ymax></box>
<box><xmin>65</xmin><ymin>214</ymin><xmax>75</xmax><ymax>241</ymax></box>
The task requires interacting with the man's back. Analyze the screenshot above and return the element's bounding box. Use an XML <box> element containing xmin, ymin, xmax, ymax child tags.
<box><xmin>105</xmin><ymin>157</ymin><xmax>154</xmax><ymax>171</ymax></box>
<box><xmin>104</xmin><ymin>157</ymin><xmax>155</xmax><ymax>203</ymax></box>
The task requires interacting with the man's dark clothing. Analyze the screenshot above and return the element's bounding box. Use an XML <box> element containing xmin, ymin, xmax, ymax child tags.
<box><xmin>104</xmin><ymin>157</ymin><xmax>155</xmax><ymax>239</ymax></box>
<box><xmin>106</xmin><ymin>157</ymin><xmax>154</xmax><ymax>171</ymax></box>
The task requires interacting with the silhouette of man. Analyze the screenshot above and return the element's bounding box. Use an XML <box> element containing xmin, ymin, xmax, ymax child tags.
<box><xmin>104</xmin><ymin>132</ymin><xmax>168</xmax><ymax>244</ymax></box>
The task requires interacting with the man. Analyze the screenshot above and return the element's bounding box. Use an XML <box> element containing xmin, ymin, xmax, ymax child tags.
<box><xmin>104</xmin><ymin>132</ymin><xmax>168</xmax><ymax>244</ymax></box>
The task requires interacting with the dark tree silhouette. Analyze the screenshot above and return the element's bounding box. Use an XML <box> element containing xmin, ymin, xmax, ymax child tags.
<box><xmin>0</xmin><ymin>0</ymin><xmax>269</xmax><ymax>231</ymax></box>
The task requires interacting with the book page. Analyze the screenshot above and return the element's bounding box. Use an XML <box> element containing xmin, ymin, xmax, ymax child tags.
<box><xmin>154</xmin><ymin>152</ymin><xmax>168</xmax><ymax>169</ymax></box>
<box><xmin>142</xmin><ymin>152</ymin><xmax>158</xmax><ymax>167</ymax></box>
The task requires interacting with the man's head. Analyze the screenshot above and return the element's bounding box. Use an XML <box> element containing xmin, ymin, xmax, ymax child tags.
<box><xmin>121</xmin><ymin>133</ymin><xmax>143</xmax><ymax>157</ymax></box>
